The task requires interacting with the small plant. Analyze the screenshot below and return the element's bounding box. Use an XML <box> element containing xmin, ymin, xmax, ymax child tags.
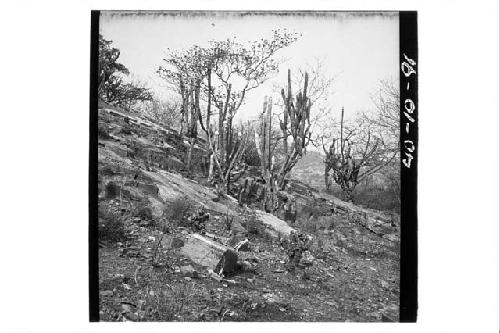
<box><xmin>151</xmin><ymin>234</ymin><xmax>166</xmax><ymax>267</ymax></box>
<box><xmin>163</xmin><ymin>196</ymin><xmax>193</xmax><ymax>224</ymax></box>
<box><xmin>185</xmin><ymin>209</ymin><xmax>209</xmax><ymax>232</ymax></box>
<box><xmin>244</xmin><ymin>215</ymin><xmax>263</xmax><ymax>236</ymax></box>
<box><xmin>281</xmin><ymin>231</ymin><xmax>312</xmax><ymax>268</ymax></box>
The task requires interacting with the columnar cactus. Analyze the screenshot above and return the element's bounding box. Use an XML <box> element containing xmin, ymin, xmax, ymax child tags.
<box><xmin>252</xmin><ymin>69</ymin><xmax>313</xmax><ymax>211</ymax></box>
<box><xmin>178</xmin><ymin>76</ymin><xmax>201</xmax><ymax>172</ymax></box>
<box><xmin>254</xmin><ymin>96</ymin><xmax>276</xmax><ymax>212</ymax></box>
<box><xmin>278</xmin><ymin>69</ymin><xmax>312</xmax><ymax>188</ymax></box>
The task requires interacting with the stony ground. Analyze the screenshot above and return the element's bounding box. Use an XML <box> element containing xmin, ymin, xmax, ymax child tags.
<box><xmin>96</xmin><ymin>105</ymin><xmax>400</xmax><ymax>322</ymax></box>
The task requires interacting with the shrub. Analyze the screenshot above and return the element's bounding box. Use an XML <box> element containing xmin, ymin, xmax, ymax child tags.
<box><xmin>163</xmin><ymin>196</ymin><xmax>193</xmax><ymax>224</ymax></box>
<box><xmin>244</xmin><ymin>216</ymin><xmax>259</xmax><ymax>235</ymax></box>
<box><xmin>105</xmin><ymin>182</ymin><xmax>121</xmax><ymax>199</ymax></box>
<box><xmin>98</xmin><ymin>125</ymin><xmax>111</xmax><ymax>140</ymax></box>
<box><xmin>98</xmin><ymin>206</ymin><xmax>127</xmax><ymax>243</ymax></box>
<box><xmin>184</xmin><ymin>209</ymin><xmax>209</xmax><ymax>232</ymax></box>
<box><xmin>137</xmin><ymin>206</ymin><xmax>153</xmax><ymax>220</ymax></box>
<box><xmin>281</xmin><ymin>231</ymin><xmax>312</xmax><ymax>266</ymax></box>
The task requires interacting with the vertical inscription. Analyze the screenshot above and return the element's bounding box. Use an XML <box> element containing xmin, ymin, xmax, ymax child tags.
<box><xmin>401</xmin><ymin>53</ymin><xmax>417</xmax><ymax>168</ymax></box>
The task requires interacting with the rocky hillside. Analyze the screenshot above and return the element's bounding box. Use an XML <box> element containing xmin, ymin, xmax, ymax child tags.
<box><xmin>96</xmin><ymin>103</ymin><xmax>401</xmax><ymax>322</ymax></box>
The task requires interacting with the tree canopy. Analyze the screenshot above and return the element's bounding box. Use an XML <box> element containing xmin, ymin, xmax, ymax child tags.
<box><xmin>98</xmin><ymin>34</ymin><xmax>153</xmax><ymax>109</ymax></box>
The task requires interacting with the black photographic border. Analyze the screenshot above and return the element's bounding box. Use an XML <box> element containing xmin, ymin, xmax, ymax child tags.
<box><xmin>399</xmin><ymin>11</ymin><xmax>418</xmax><ymax>323</ymax></box>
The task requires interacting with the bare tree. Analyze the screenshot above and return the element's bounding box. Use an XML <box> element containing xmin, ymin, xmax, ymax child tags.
<box><xmin>361</xmin><ymin>78</ymin><xmax>400</xmax><ymax>203</ymax></box>
<box><xmin>323</xmin><ymin>107</ymin><xmax>397</xmax><ymax>201</ymax></box>
<box><xmin>158</xmin><ymin>30</ymin><xmax>300</xmax><ymax>191</ymax></box>
<box><xmin>362</xmin><ymin>79</ymin><xmax>400</xmax><ymax>154</ymax></box>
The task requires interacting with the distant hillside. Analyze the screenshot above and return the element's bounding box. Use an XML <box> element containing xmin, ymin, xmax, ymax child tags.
<box><xmin>290</xmin><ymin>150</ymin><xmax>325</xmax><ymax>190</ymax></box>
<box><xmin>291</xmin><ymin>149</ymin><xmax>400</xmax><ymax>212</ymax></box>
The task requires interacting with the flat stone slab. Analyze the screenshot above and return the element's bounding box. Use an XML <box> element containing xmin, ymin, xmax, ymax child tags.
<box><xmin>254</xmin><ymin>210</ymin><xmax>295</xmax><ymax>238</ymax></box>
<box><xmin>180</xmin><ymin>233</ymin><xmax>238</xmax><ymax>275</ymax></box>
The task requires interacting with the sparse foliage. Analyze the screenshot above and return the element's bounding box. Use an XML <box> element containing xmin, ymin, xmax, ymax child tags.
<box><xmin>136</xmin><ymin>97</ymin><xmax>182</xmax><ymax>130</ymax></box>
<box><xmin>361</xmin><ymin>79</ymin><xmax>400</xmax><ymax>155</ymax></box>
<box><xmin>158</xmin><ymin>30</ymin><xmax>300</xmax><ymax>191</ymax></box>
<box><xmin>281</xmin><ymin>231</ymin><xmax>312</xmax><ymax>267</ymax></box>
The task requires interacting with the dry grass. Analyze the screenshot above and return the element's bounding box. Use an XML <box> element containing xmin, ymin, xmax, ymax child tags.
<box><xmin>140</xmin><ymin>283</ymin><xmax>194</xmax><ymax>321</ymax></box>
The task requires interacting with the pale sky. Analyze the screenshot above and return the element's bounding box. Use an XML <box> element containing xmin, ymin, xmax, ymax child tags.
<box><xmin>100</xmin><ymin>11</ymin><xmax>399</xmax><ymax>122</ymax></box>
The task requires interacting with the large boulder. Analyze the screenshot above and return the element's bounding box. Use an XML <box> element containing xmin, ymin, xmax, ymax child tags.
<box><xmin>254</xmin><ymin>210</ymin><xmax>296</xmax><ymax>238</ymax></box>
<box><xmin>180</xmin><ymin>233</ymin><xmax>238</xmax><ymax>276</ymax></box>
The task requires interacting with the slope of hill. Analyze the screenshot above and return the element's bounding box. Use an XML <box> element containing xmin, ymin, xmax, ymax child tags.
<box><xmin>96</xmin><ymin>103</ymin><xmax>400</xmax><ymax>322</ymax></box>
<box><xmin>290</xmin><ymin>151</ymin><xmax>325</xmax><ymax>190</ymax></box>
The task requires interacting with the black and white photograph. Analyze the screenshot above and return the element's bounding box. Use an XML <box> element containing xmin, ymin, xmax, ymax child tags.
<box><xmin>1</xmin><ymin>1</ymin><xmax>499</xmax><ymax>332</ymax></box>
<box><xmin>91</xmin><ymin>10</ymin><xmax>417</xmax><ymax>322</ymax></box>
<box><xmin>90</xmin><ymin>10</ymin><xmax>416</xmax><ymax>322</ymax></box>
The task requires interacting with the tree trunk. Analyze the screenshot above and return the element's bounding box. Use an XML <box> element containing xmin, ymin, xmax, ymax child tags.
<box><xmin>325</xmin><ymin>164</ymin><xmax>331</xmax><ymax>190</ymax></box>
<box><xmin>186</xmin><ymin>137</ymin><xmax>196</xmax><ymax>173</ymax></box>
<box><xmin>179</xmin><ymin>78</ymin><xmax>186</xmax><ymax>136</ymax></box>
<box><xmin>208</xmin><ymin>152</ymin><xmax>214</xmax><ymax>182</ymax></box>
